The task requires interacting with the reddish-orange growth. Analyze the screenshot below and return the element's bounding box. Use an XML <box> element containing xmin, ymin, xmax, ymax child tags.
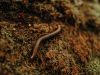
<box><xmin>57</xmin><ymin>56</ymin><xmax>64</xmax><ymax>67</ymax></box>
<box><xmin>46</xmin><ymin>50</ymin><xmax>56</xmax><ymax>60</ymax></box>
<box><xmin>20</xmin><ymin>64</ymin><xmax>26</xmax><ymax>72</ymax></box>
<box><xmin>31</xmin><ymin>64</ymin><xmax>36</xmax><ymax>70</ymax></box>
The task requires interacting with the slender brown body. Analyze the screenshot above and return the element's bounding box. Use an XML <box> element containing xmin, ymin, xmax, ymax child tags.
<box><xmin>30</xmin><ymin>25</ymin><xmax>61</xmax><ymax>59</ymax></box>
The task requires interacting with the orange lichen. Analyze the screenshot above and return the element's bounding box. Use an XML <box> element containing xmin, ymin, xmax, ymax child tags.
<box><xmin>46</xmin><ymin>50</ymin><xmax>56</xmax><ymax>60</ymax></box>
<box><xmin>20</xmin><ymin>64</ymin><xmax>26</xmax><ymax>72</ymax></box>
<box><xmin>40</xmin><ymin>56</ymin><xmax>46</xmax><ymax>69</ymax></box>
<box><xmin>31</xmin><ymin>64</ymin><xmax>36</xmax><ymax>70</ymax></box>
<box><xmin>61</xmin><ymin>66</ymin><xmax>71</xmax><ymax>74</ymax></box>
<box><xmin>71</xmin><ymin>65</ymin><xmax>79</xmax><ymax>75</ymax></box>
<box><xmin>7</xmin><ymin>55</ymin><xmax>16</xmax><ymax>63</ymax></box>
<box><xmin>29</xmin><ymin>27</ymin><xmax>38</xmax><ymax>32</ymax></box>
<box><xmin>49</xmin><ymin>26</ymin><xmax>53</xmax><ymax>32</ymax></box>
<box><xmin>57</xmin><ymin>56</ymin><xmax>64</xmax><ymax>67</ymax></box>
<box><xmin>17</xmin><ymin>52</ymin><xmax>23</xmax><ymax>57</ymax></box>
<box><xmin>67</xmin><ymin>23</ymin><xmax>94</xmax><ymax>65</ymax></box>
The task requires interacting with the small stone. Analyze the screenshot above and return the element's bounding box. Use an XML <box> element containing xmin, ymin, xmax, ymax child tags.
<box><xmin>13</xmin><ymin>28</ymin><xmax>16</xmax><ymax>31</ymax></box>
<box><xmin>29</xmin><ymin>24</ymin><xmax>31</xmax><ymax>26</ymax></box>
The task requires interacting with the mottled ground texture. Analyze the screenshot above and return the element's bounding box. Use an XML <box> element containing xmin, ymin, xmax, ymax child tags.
<box><xmin>0</xmin><ymin>0</ymin><xmax>100</xmax><ymax>75</ymax></box>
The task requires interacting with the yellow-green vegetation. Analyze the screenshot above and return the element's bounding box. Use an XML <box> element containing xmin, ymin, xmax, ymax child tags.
<box><xmin>86</xmin><ymin>56</ymin><xmax>100</xmax><ymax>75</ymax></box>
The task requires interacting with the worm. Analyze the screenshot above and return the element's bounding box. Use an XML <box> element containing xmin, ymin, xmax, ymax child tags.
<box><xmin>30</xmin><ymin>25</ymin><xmax>61</xmax><ymax>59</ymax></box>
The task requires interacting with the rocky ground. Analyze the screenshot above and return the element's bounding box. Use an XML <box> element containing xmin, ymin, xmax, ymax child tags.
<box><xmin>0</xmin><ymin>0</ymin><xmax>100</xmax><ymax>75</ymax></box>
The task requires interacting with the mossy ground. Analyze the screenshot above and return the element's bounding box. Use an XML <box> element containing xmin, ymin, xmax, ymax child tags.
<box><xmin>0</xmin><ymin>0</ymin><xmax>100</xmax><ymax>75</ymax></box>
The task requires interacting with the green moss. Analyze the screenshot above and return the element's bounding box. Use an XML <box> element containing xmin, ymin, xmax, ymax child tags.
<box><xmin>16</xmin><ymin>66</ymin><xmax>21</xmax><ymax>71</ymax></box>
<box><xmin>86</xmin><ymin>57</ymin><xmax>100</xmax><ymax>74</ymax></box>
